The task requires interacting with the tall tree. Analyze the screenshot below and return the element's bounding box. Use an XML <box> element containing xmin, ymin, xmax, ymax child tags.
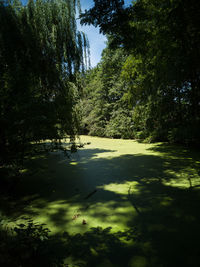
<box><xmin>81</xmin><ymin>0</ymin><xmax>200</xmax><ymax>144</ymax></box>
<box><xmin>0</xmin><ymin>0</ymin><xmax>89</xmax><ymax>166</ymax></box>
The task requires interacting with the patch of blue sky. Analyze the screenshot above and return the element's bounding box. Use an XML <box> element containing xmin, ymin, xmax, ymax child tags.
<box><xmin>78</xmin><ymin>0</ymin><xmax>133</xmax><ymax>67</ymax></box>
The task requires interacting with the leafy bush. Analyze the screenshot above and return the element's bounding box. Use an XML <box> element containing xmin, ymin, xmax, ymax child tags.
<box><xmin>0</xmin><ymin>218</ymin><xmax>65</xmax><ymax>267</ymax></box>
<box><xmin>105</xmin><ymin>109</ymin><xmax>134</xmax><ymax>139</ymax></box>
<box><xmin>134</xmin><ymin>131</ymin><xmax>147</xmax><ymax>140</ymax></box>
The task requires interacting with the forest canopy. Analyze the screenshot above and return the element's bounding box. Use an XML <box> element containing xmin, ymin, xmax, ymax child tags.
<box><xmin>80</xmin><ymin>0</ymin><xmax>200</xmax><ymax>144</ymax></box>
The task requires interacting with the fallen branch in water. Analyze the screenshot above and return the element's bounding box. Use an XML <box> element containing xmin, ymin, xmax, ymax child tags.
<box><xmin>84</xmin><ymin>189</ymin><xmax>97</xmax><ymax>200</ymax></box>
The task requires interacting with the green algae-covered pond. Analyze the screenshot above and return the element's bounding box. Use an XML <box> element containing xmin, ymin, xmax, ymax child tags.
<box><xmin>5</xmin><ymin>136</ymin><xmax>200</xmax><ymax>266</ymax></box>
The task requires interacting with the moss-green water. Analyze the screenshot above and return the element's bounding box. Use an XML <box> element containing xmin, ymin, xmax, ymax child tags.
<box><xmin>7</xmin><ymin>136</ymin><xmax>200</xmax><ymax>266</ymax></box>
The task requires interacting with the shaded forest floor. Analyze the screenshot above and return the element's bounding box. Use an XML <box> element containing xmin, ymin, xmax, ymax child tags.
<box><xmin>1</xmin><ymin>136</ymin><xmax>200</xmax><ymax>267</ymax></box>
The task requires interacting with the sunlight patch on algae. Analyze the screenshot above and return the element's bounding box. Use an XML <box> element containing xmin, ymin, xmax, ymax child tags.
<box><xmin>79</xmin><ymin>135</ymin><xmax>160</xmax><ymax>158</ymax></box>
<box><xmin>21</xmin><ymin>197</ymin><xmax>137</xmax><ymax>236</ymax></box>
<box><xmin>18</xmin><ymin>135</ymin><xmax>200</xmax><ymax>237</ymax></box>
<box><xmin>164</xmin><ymin>168</ymin><xmax>200</xmax><ymax>188</ymax></box>
<box><xmin>97</xmin><ymin>181</ymin><xmax>139</xmax><ymax>195</ymax></box>
<box><xmin>69</xmin><ymin>161</ymin><xmax>78</xmax><ymax>165</ymax></box>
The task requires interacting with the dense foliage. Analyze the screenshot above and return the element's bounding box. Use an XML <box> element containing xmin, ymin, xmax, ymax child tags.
<box><xmin>79</xmin><ymin>46</ymin><xmax>134</xmax><ymax>138</ymax></box>
<box><xmin>80</xmin><ymin>0</ymin><xmax>200</xmax><ymax>144</ymax></box>
<box><xmin>1</xmin><ymin>1</ymin><xmax>200</xmax><ymax>265</ymax></box>
<box><xmin>0</xmin><ymin>0</ymin><xmax>89</xmax><ymax>167</ymax></box>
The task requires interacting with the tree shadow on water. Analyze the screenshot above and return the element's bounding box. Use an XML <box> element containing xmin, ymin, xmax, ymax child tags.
<box><xmin>1</xmin><ymin>143</ymin><xmax>200</xmax><ymax>266</ymax></box>
<box><xmin>127</xmin><ymin>181</ymin><xmax>200</xmax><ymax>267</ymax></box>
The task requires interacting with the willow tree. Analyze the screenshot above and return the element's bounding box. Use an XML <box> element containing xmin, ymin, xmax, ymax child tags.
<box><xmin>0</xmin><ymin>0</ymin><xmax>89</xmax><ymax>166</ymax></box>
